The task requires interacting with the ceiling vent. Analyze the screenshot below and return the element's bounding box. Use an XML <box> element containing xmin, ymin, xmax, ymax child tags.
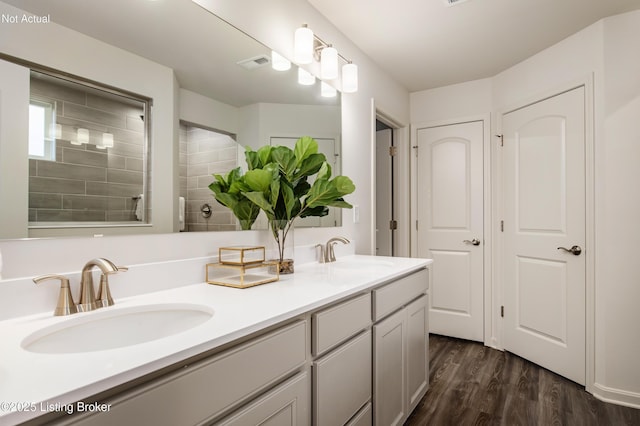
<box><xmin>237</xmin><ymin>55</ymin><xmax>270</xmax><ymax>70</ymax></box>
<box><xmin>443</xmin><ymin>0</ymin><xmax>470</xmax><ymax>6</ymax></box>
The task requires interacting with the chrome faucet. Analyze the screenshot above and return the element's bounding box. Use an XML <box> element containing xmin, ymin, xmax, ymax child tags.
<box><xmin>78</xmin><ymin>258</ymin><xmax>119</xmax><ymax>312</ymax></box>
<box><xmin>324</xmin><ymin>236</ymin><xmax>350</xmax><ymax>263</ymax></box>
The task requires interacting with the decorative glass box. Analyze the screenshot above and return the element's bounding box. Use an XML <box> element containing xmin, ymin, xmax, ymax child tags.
<box><xmin>205</xmin><ymin>261</ymin><xmax>279</xmax><ymax>289</ymax></box>
<box><xmin>218</xmin><ymin>246</ymin><xmax>265</xmax><ymax>266</ymax></box>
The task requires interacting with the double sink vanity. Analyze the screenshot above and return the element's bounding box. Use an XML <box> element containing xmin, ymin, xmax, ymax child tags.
<box><xmin>0</xmin><ymin>254</ymin><xmax>431</xmax><ymax>426</ymax></box>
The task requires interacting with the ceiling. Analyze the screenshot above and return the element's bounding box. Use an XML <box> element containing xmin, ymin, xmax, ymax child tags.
<box><xmin>309</xmin><ymin>0</ymin><xmax>640</xmax><ymax>92</ymax></box>
<box><xmin>2</xmin><ymin>0</ymin><xmax>337</xmax><ymax>107</ymax></box>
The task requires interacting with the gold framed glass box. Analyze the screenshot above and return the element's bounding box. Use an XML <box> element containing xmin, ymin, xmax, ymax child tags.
<box><xmin>206</xmin><ymin>261</ymin><xmax>279</xmax><ymax>289</ymax></box>
<box><xmin>218</xmin><ymin>246</ymin><xmax>265</xmax><ymax>265</ymax></box>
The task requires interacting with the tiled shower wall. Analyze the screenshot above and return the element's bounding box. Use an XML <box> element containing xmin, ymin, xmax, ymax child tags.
<box><xmin>28</xmin><ymin>74</ymin><xmax>147</xmax><ymax>223</ymax></box>
<box><xmin>179</xmin><ymin>124</ymin><xmax>238</xmax><ymax>232</ymax></box>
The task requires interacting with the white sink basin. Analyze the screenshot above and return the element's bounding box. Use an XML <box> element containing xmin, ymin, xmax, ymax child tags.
<box><xmin>22</xmin><ymin>303</ymin><xmax>214</xmax><ymax>354</ymax></box>
<box><xmin>330</xmin><ymin>258</ymin><xmax>395</xmax><ymax>270</ymax></box>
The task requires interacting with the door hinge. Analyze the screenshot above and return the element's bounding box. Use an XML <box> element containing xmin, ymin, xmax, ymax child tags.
<box><xmin>412</xmin><ymin>145</ymin><xmax>419</xmax><ymax>157</ymax></box>
<box><xmin>416</xmin><ymin>220</ymin><xmax>419</xmax><ymax>231</ymax></box>
<box><xmin>501</xmin><ymin>306</ymin><xmax>504</xmax><ymax>317</ymax></box>
<box><xmin>500</xmin><ymin>220</ymin><xmax>504</xmax><ymax>232</ymax></box>
<box><xmin>389</xmin><ymin>146</ymin><xmax>397</xmax><ymax>156</ymax></box>
<box><xmin>390</xmin><ymin>220</ymin><xmax>398</xmax><ymax>230</ymax></box>
<box><xmin>496</xmin><ymin>134</ymin><xmax>504</xmax><ymax>147</ymax></box>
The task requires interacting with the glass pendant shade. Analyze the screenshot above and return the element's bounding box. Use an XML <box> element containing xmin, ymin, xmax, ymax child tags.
<box><xmin>294</xmin><ymin>25</ymin><xmax>314</xmax><ymax>64</ymax></box>
<box><xmin>298</xmin><ymin>67</ymin><xmax>315</xmax><ymax>86</ymax></box>
<box><xmin>342</xmin><ymin>63</ymin><xmax>359</xmax><ymax>93</ymax></box>
<box><xmin>321</xmin><ymin>81</ymin><xmax>337</xmax><ymax>97</ymax></box>
<box><xmin>320</xmin><ymin>46</ymin><xmax>338</xmax><ymax>80</ymax></box>
<box><xmin>271</xmin><ymin>51</ymin><xmax>291</xmax><ymax>71</ymax></box>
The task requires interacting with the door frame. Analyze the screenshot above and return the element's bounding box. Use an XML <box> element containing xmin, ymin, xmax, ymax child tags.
<box><xmin>410</xmin><ymin>113</ymin><xmax>493</xmax><ymax>346</ymax></box>
<box><xmin>373</xmin><ymin>102</ymin><xmax>411</xmax><ymax>258</ymax></box>
<box><xmin>495</xmin><ymin>75</ymin><xmax>595</xmax><ymax>393</ymax></box>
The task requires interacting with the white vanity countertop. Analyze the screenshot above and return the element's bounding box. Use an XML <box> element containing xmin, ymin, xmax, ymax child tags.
<box><xmin>0</xmin><ymin>255</ymin><xmax>431</xmax><ymax>425</ymax></box>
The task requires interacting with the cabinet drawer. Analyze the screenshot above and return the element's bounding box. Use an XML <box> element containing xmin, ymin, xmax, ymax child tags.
<box><xmin>313</xmin><ymin>330</ymin><xmax>372</xmax><ymax>426</ymax></box>
<box><xmin>312</xmin><ymin>292</ymin><xmax>371</xmax><ymax>356</ymax></box>
<box><xmin>373</xmin><ymin>268</ymin><xmax>428</xmax><ymax>321</ymax></box>
<box><xmin>216</xmin><ymin>371</ymin><xmax>309</xmax><ymax>426</ymax></box>
<box><xmin>69</xmin><ymin>321</ymin><xmax>307</xmax><ymax>426</ymax></box>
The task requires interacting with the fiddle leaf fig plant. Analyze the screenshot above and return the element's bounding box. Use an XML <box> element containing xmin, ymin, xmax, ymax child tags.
<box><xmin>209</xmin><ymin>136</ymin><xmax>356</xmax><ymax>269</ymax></box>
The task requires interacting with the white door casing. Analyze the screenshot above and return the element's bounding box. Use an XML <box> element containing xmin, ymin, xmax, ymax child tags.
<box><xmin>501</xmin><ymin>86</ymin><xmax>586</xmax><ymax>385</ymax></box>
<box><xmin>416</xmin><ymin>121</ymin><xmax>484</xmax><ymax>342</ymax></box>
<box><xmin>376</xmin><ymin>128</ymin><xmax>393</xmax><ymax>256</ymax></box>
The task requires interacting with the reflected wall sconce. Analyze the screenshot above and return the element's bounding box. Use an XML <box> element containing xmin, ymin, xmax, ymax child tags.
<box><xmin>97</xmin><ymin>133</ymin><xmax>114</xmax><ymax>150</ymax></box>
<box><xmin>271</xmin><ymin>50</ymin><xmax>291</xmax><ymax>71</ymax></box>
<box><xmin>321</xmin><ymin>81</ymin><xmax>337</xmax><ymax>98</ymax></box>
<box><xmin>293</xmin><ymin>23</ymin><xmax>359</xmax><ymax>93</ymax></box>
<box><xmin>71</xmin><ymin>127</ymin><xmax>90</xmax><ymax>146</ymax></box>
<box><xmin>298</xmin><ymin>68</ymin><xmax>316</xmax><ymax>85</ymax></box>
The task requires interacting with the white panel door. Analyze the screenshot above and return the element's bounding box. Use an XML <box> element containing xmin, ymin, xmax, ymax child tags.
<box><xmin>502</xmin><ymin>87</ymin><xmax>586</xmax><ymax>385</ymax></box>
<box><xmin>416</xmin><ymin>121</ymin><xmax>484</xmax><ymax>342</ymax></box>
<box><xmin>376</xmin><ymin>129</ymin><xmax>393</xmax><ymax>256</ymax></box>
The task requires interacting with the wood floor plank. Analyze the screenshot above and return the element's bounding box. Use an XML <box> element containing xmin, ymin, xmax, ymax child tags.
<box><xmin>405</xmin><ymin>335</ymin><xmax>640</xmax><ymax>425</ymax></box>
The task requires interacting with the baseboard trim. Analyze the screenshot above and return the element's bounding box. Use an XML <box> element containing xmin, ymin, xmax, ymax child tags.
<box><xmin>592</xmin><ymin>382</ymin><xmax>640</xmax><ymax>409</ymax></box>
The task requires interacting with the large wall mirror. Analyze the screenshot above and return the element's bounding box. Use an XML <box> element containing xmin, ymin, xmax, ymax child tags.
<box><xmin>0</xmin><ymin>0</ymin><xmax>341</xmax><ymax>239</ymax></box>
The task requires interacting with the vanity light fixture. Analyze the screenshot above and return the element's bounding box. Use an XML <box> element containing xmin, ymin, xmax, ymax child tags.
<box><xmin>271</xmin><ymin>51</ymin><xmax>291</xmax><ymax>71</ymax></box>
<box><xmin>293</xmin><ymin>24</ymin><xmax>359</xmax><ymax>93</ymax></box>
<box><xmin>298</xmin><ymin>67</ymin><xmax>315</xmax><ymax>86</ymax></box>
<box><xmin>321</xmin><ymin>81</ymin><xmax>337</xmax><ymax>98</ymax></box>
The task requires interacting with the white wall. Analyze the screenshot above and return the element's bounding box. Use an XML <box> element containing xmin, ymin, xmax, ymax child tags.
<box><xmin>410</xmin><ymin>11</ymin><xmax>640</xmax><ymax>406</ymax></box>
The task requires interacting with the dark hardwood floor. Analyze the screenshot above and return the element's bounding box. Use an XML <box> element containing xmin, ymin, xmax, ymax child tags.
<box><xmin>405</xmin><ymin>334</ymin><xmax>640</xmax><ymax>426</ymax></box>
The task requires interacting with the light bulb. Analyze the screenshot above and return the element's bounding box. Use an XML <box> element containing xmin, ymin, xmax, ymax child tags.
<box><xmin>77</xmin><ymin>128</ymin><xmax>89</xmax><ymax>144</ymax></box>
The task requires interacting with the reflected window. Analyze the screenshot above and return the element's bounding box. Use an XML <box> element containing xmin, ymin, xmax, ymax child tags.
<box><xmin>28</xmin><ymin>100</ymin><xmax>56</xmax><ymax>162</ymax></box>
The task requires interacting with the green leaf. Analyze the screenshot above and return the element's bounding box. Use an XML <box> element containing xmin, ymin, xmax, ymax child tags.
<box><xmin>294</xmin><ymin>136</ymin><xmax>318</xmax><ymax>166</ymax></box>
<box><xmin>232</xmin><ymin>200</ymin><xmax>261</xmax><ymax>229</ymax></box>
<box><xmin>316</xmin><ymin>162</ymin><xmax>332</xmax><ymax>181</ymax></box>
<box><xmin>245</xmin><ymin>148</ymin><xmax>259</xmax><ymax>170</ymax></box>
<box><xmin>257</xmin><ymin>145</ymin><xmax>273</xmax><ymax>167</ymax></box>
<box><xmin>213</xmin><ymin>192</ymin><xmax>237</xmax><ymax>210</ymax></box>
<box><xmin>281</xmin><ymin>182</ymin><xmax>295</xmax><ymax>220</ymax></box>
<box><xmin>243</xmin><ymin>191</ymin><xmax>275</xmax><ymax>216</ymax></box>
<box><xmin>244</xmin><ymin>169</ymin><xmax>272</xmax><ymax>192</ymax></box>
<box><xmin>333</xmin><ymin>176</ymin><xmax>356</xmax><ymax>195</ymax></box>
<box><xmin>293</xmin><ymin>154</ymin><xmax>325</xmax><ymax>181</ymax></box>
<box><xmin>327</xmin><ymin>199</ymin><xmax>353</xmax><ymax>209</ymax></box>
<box><xmin>305</xmin><ymin>176</ymin><xmax>356</xmax><ymax>209</ymax></box>
<box><xmin>271</xmin><ymin>146</ymin><xmax>297</xmax><ymax>177</ymax></box>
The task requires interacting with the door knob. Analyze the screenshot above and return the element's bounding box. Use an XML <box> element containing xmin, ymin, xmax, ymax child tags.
<box><xmin>557</xmin><ymin>245</ymin><xmax>582</xmax><ymax>256</ymax></box>
<box><xmin>463</xmin><ymin>238</ymin><xmax>481</xmax><ymax>246</ymax></box>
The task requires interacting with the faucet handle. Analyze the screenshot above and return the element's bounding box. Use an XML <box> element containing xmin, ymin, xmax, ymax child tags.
<box><xmin>96</xmin><ymin>266</ymin><xmax>128</xmax><ymax>308</ymax></box>
<box><xmin>315</xmin><ymin>244</ymin><xmax>326</xmax><ymax>264</ymax></box>
<box><xmin>33</xmin><ymin>274</ymin><xmax>78</xmax><ymax>316</ymax></box>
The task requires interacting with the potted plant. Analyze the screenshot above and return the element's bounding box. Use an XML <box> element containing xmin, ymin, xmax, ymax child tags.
<box><xmin>209</xmin><ymin>136</ymin><xmax>355</xmax><ymax>273</ymax></box>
